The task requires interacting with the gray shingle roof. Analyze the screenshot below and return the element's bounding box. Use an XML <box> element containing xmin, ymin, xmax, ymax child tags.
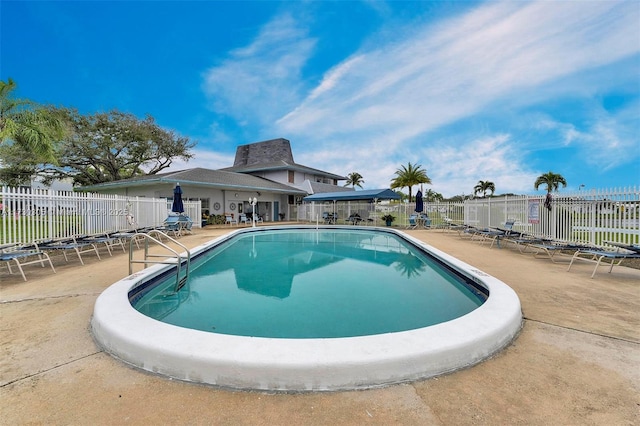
<box><xmin>222</xmin><ymin>160</ymin><xmax>347</xmax><ymax>180</ymax></box>
<box><xmin>310</xmin><ymin>181</ymin><xmax>354</xmax><ymax>194</ymax></box>
<box><xmin>80</xmin><ymin>168</ymin><xmax>307</xmax><ymax>194</ymax></box>
<box><xmin>79</xmin><ymin>138</ymin><xmax>346</xmax><ymax>194</ymax></box>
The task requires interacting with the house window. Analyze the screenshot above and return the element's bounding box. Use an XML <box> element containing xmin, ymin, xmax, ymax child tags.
<box><xmin>200</xmin><ymin>198</ymin><xmax>210</xmax><ymax>216</ymax></box>
<box><xmin>288</xmin><ymin>170</ymin><xmax>295</xmax><ymax>183</ymax></box>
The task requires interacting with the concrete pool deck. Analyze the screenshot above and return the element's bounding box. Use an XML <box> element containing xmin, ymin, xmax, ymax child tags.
<box><xmin>1</xmin><ymin>226</ymin><xmax>639</xmax><ymax>424</ymax></box>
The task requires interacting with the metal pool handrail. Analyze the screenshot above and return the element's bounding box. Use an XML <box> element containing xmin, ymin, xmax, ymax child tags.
<box><xmin>128</xmin><ymin>231</ymin><xmax>191</xmax><ymax>291</ymax></box>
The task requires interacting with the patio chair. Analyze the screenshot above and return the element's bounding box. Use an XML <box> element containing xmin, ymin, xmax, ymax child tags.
<box><xmin>406</xmin><ymin>214</ymin><xmax>418</xmax><ymax>229</ymax></box>
<box><xmin>322</xmin><ymin>212</ymin><xmax>337</xmax><ymax>224</ymax></box>
<box><xmin>529</xmin><ymin>241</ymin><xmax>596</xmax><ymax>263</ymax></box>
<box><xmin>347</xmin><ymin>213</ymin><xmax>363</xmax><ymax>225</ymax></box>
<box><xmin>110</xmin><ymin>229</ymin><xmax>145</xmax><ymax>250</ymax></box>
<box><xmin>239</xmin><ymin>214</ymin><xmax>250</xmax><ymax>225</ymax></box>
<box><xmin>501</xmin><ymin>234</ymin><xmax>548</xmax><ymax>254</ymax></box>
<box><xmin>418</xmin><ymin>214</ymin><xmax>432</xmax><ymax>228</ymax></box>
<box><xmin>456</xmin><ymin>223</ymin><xmax>480</xmax><ymax>239</ymax></box>
<box><xmin>470</xmin><ymin>227</ymin><xmax>504</xmax><ymax>245</ymax></box>
<box><xmin>437</xmin><ymin>217</ymin><xmax>464</xmax><ymax>233</ymax></box>
<box><xmin>177</xmin><ymin>215</ymin><xmax>193</xmax><ymax>234</ymax></box>
<box><xmin>157</xmin><ymin>216</ymin><xmax>184</xmax><ymax>237</ymax></box>
<box><xmin>1</xmin><ymin>243</ymin><xmax>56</xmax><ymax>281</ymax></box>
<box><xmin>32</xmin><ymin>235</ymin><xmax>101</xmax><ymax>265</ymax></box>
<box><xmin>79</xmin><ymin>231</ymin><xmax>126</xmax><ymax>256</ymax></box>
<box><xmin>225</xmin><ymin>215</ymin><xmax>238</xmax><ymax>226</ymax></box>
<box><xmin>471</xmin><ymin>220</ymin><xmax>516</xmax><ymax>248</ymax></box>
<box><xmin>567</xmin><ymin>243</ymin><xmax>640</xmax><ymax>278</ymax></box>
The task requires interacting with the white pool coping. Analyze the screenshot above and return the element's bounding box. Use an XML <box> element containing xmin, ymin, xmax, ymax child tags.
<box><xmin>91</xmin><ymin>226</ymin><xmax>522</xmax><ymax>391</ymax></box>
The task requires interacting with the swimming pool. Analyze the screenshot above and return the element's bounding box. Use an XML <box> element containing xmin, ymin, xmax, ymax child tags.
<box><xmin>92</xmin><ymin>226</ymin><xmax>522</xmax><ymax>391</ymax></box>
<box><xmin>132</xmin><ymin>229</ymin><xmax>487</xmax><ymax>338</ymax></box>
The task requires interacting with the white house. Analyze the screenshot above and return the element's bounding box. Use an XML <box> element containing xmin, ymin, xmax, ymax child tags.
<box><xmin>80</xmin><ymin>138</ymin><xmax>351</xmax><ymax>222</ymax></box>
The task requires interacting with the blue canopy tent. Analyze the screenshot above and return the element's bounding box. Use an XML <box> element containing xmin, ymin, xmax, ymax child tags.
<box><xmin>303</xmin><ymin>189</ymin><xmax>400</xmax><ymax>225</ymax></box>
<box><xmin>302</xmin><ymin>188</ymin><xmax>400</xmax><ymax>202</ymax></box>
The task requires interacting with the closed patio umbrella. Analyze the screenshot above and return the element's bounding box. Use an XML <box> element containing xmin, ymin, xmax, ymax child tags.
<box><xmin>172</xmin><ymin>183</ymin><xmax>184</xmax><ymax>214</ymax></box>
<box><xmin>415</xmin><ymin>190</ymin><xmax>424</xmax><ymax>213</ymax></box>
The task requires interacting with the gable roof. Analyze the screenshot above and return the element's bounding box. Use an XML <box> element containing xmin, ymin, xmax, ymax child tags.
<box><xmin>303</xmin><ymin>189</ymin><xmax>401</xmax><ymax>202</ymax></box>
<box><xmin>80</xmin><ymin>167</ymin><xmax>307</xmax><ymax>194</ymax></box>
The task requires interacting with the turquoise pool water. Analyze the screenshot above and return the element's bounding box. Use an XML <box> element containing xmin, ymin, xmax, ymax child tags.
<box><xmin>133</xmin><ymin>229</ymin><xmax>486</xmax><ymax>338</ymax></box>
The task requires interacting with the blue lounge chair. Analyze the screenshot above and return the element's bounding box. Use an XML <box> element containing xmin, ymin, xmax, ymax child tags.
<box><xmin>567</xmin><ymin>242</ymin><xmax>640</xmax><ymax>278</ymax></box>
<box><xmin>79</xmin><ymin>231</ymin><xmax>126</xmax><ymax>256</ymax></box>
<box><xmin>33</xmin><ymin>236</ymin><xmax>101</xmax><ymax>265</ymax></box>
<box><xmin>527</xmin><ymin>241</ymin><xmax>597</xmax><ymax>263</ymax></box>
<box><xmin>474</xmin><ymin>220</ymin><xmax>516</xmax><ymax>248</ymax></box>
<box><xmin>502</xmin><ymin>235</ymin><xmax>549</xmax><ymax>254</ymax></box>
<box><xmin>1</xmin><ymin>243</ymin><xmax>56</xmax><ymax>281</ymax></box>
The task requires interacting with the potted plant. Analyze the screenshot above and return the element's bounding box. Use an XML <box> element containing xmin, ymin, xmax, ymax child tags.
<box><xmin>381</xmin><ymin>214</ymin><xmax>396</xmax><ymax>226</ymax></box>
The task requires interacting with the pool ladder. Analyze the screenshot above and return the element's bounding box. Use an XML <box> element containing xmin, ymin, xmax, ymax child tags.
<box><xmin>128</xmin><ymin>230</ymin><xmax>191</xmax><ymax>292</ymax></box>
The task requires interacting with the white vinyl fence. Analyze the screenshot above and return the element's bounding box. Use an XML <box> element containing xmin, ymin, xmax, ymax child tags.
<box><xmin>0</xmin><ymin>186</ymin><xmax>200</xmax><ymax>245</ymax></box>
<box><xmin>299</xmin><ymin>186</ymin><xmax>639</xmax><ymax>246</ymax></box>
<box><xmin>2</xmin><ymin>185</ymin><xmax>637</xmax><ymax>247</ymax></box>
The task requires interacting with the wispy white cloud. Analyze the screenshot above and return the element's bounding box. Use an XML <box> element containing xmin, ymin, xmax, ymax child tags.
<box><xmin>571</xmin><ymin>100</ymin><xmax>640</xmax><ymax>171</ymax></box>
<box><xmin>201</xmin><ymin>1</ymin><xmax>639</xmax><ymax>196</ymax></box>
<box><xmin>202</xmin><ymin>13</ymin><xmax>315</xmax><ymax>126</ymax></box>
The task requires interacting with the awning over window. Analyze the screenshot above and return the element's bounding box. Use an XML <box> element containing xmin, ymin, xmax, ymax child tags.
<box><xmin>303</xmin><ymin>189</ymin><xmax>400</xmax><ymax>202</ymax></box>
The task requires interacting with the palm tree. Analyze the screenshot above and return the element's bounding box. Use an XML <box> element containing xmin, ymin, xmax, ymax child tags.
<box><xmin>423</xmin><ymin>189</ymin><xmax>443</xmax><ymax>202</ymax></box>
<box><xmin>344</xmin><ymin>172</ymin><xmax>364</xmax><ymax>188</ymax></box>
<box><xmin>390</xmin><ymin>162</ymin><xmax>431</xmax><ymax>202</ymax></box>
<box><xmin>0</xmin><ymin>78</ymin><xmax>65</xmax><ymax>162</ymax></box>
<box><xmin>534</xmin><ymin>172</ymin><xmax>567</xmax><ymax>193</ymax></box>
<box><xmin>473</xmin><ymin>180</ymin><xmax>496</xmax><ymax>198</ymax></box>
<box><xmin>535</xmin><ymin>171</ymin><xmax>567</xmax><ymax>211</ymax></box>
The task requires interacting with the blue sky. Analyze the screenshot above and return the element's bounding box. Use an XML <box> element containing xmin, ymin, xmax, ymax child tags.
<box><xmin>2</xmin><ymin>1</ymin><xmax>638</xmax><ymax>197</ymax></box>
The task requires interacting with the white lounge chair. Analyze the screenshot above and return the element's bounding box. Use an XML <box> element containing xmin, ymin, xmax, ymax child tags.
<box><xmin>225</xmin><ymin>215</ymin><xmax>238</xmax><ymax>226</ymax></box>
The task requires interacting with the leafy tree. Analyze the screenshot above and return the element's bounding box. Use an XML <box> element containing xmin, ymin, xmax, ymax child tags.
<box><xmin>390</xmin><ymin>162</ymin><xmax>431</xmax><ymax>202</ymax></box>
<box><xmin>451</xmin><ymin>195</ymin><xmax>465</xmax><ymax>202</ymax></box>
<box><xmin>534</xmin><ymin>171</ymin><xmax>567</xmax><ymax>193</ymax></box>
<box><xmin>392</xmin><ymin>190</ymin><xmax>407</xmax><ymax>203</ymax></box>
<box><xmin>0</xmin><ymin>78</ymin><xmax>66</xmax><ymax>162</ymax></box>
<box><xmin>423</xmin><ymin>189</ymin><xmax>443</xmax><ymax>202</ymax></box>
<box><xmin>473</xmin><ymin>180</ymin><xmax>496</xmax><ymax>198</ymax></box>
<box><xmin>0</xmin><ymin>142</ymin><xmax>43</xmax><ymax>186</ymax></box>
<box><xmin>344</xmin><ymin>172</ymin><xmax>364</xmax><ymax>188</ymax></box>
<box><xmin>1</xmin><ymin>108</ymin><xmax>195</xmax><ymax>186</ymax></box>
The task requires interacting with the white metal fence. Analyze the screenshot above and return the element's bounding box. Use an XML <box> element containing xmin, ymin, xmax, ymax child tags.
<box><xmin>0</xmin><ymin>186</ymin><xmax>201</xmax><ymax>245</ymax></box>
<box><xmin>2</xmin><ymin>185</ymin><xmax>638</xmax><ymax>247</ymax></box>
<box><xmin>298</xmin><ymin>186</ymin><xmax>639</xmax><ymax>246</ymax></box>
